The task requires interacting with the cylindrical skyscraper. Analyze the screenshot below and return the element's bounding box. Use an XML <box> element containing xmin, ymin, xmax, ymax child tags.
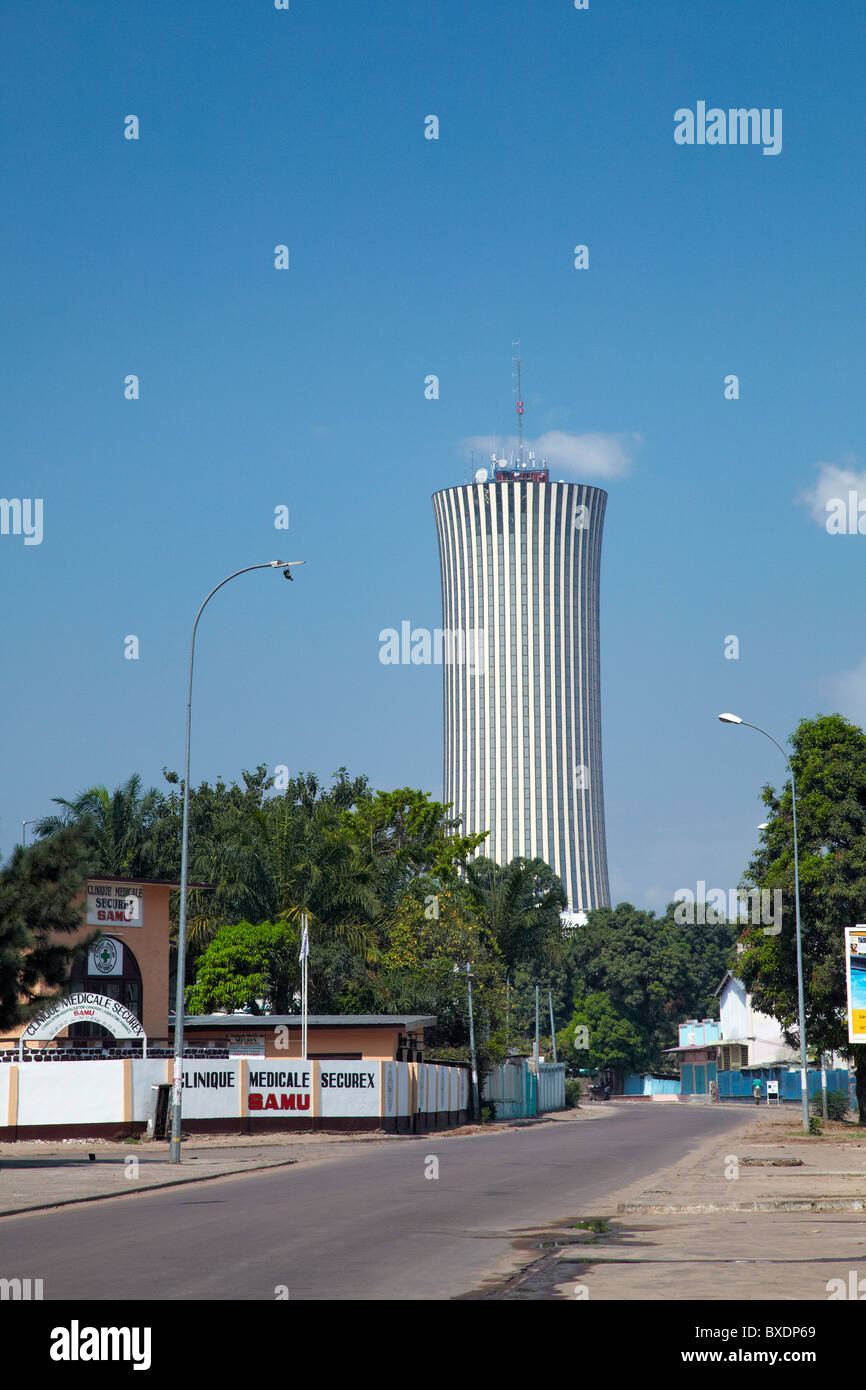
<box><xmin>432</xmin><ymin>463</ymin><xmax>610</xmax><ymax>912</ymax></box>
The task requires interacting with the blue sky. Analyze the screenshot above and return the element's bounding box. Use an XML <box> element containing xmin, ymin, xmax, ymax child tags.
<box><xmin>2</xmin><ymin>0</ymin><xmax>864</xmax><ymax>913</ymax></box>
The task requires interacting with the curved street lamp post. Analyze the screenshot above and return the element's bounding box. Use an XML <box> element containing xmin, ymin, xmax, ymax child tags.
<box><xmin>169</xmin><ymin>560</ymin><xmax>304</xmax><ymax>1163</ymax></box>
<box><xmin>718</xmin><ymin>714</ymin><xmax>810</xmax><ymax>1134</ymax></box>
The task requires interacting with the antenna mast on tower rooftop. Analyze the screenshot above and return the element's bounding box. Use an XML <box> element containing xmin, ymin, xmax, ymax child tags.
<box><xmin>512</xmin><ymin>340</ymin><xmax>524</xmax><ymax>465</ymax></box>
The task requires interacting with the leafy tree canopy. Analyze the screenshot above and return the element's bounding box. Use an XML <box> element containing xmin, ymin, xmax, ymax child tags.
<box><xmin>0</xmin><ymin>824</ymin><xmax>96</xmax><ymax>1031</ymax></box>
<box><xmin>34</xmin><ymin>774</ymin><xmax>163</xmax><ymax>880</ymax></box>
<box><xmin>465</xmin><ymin>856</ymin><xmax>567</xmax><ymax>974</ymax></box>
<box><xmin>735</xmin><ymin>713</ymin><xmax>866</xmax><ymax>1117</ymax></box>
<box><xmin>563</xmin><ymin>992</ymin><xmax>652</xmax><ymax>1076</ymax></box>
<box><xmin>185</xmin><ymin>920</ymin><xmax>299</xmax><ymax>1016</ymax></box>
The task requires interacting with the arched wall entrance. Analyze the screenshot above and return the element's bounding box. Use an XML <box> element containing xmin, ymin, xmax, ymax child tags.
<box><xmin>67</xmin><ymin>938</ymin><xmax>143</xmax><ymax>1041</ymax></box>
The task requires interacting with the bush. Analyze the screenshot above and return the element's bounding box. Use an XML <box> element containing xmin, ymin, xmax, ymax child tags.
<box><xmin>810</xmin><ymin>1090</ymin><xmax>849</xmax><ymax>1121</ymax></box>
<box><xmin>564</xmin><ymin>1078</ymin><xmax>582</xmax><ymax>1108</ymax></box>
<box><xmin>809</xmin><ymin>1116</ymin><xmax>823</xmax><ymax>1136</ymax></box>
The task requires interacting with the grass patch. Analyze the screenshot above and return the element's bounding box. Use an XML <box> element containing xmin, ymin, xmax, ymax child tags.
<box><xmin>780</xmin><ymin>1120</ymin><xmax>866</xmax><ymax>1141</ymax></box>
<box><xmin>572</xmin><ymin>1217</ymin><xmax>609</xmax><ymax>1235</ymax></box>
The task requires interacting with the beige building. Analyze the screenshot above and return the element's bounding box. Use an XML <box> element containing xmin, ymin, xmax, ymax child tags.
<box><xmin>3</xmin><ymin>877</ymin><xmax>437</xmax><ymax>1063</ymax></box>
<box><xmin>2</xmin><ymin>877</ymin><xmax>190</xmax><ymax>1050</ymax></box>
<box><xmin>179</xmin><ymin>1015</ymin><xmax>434</xmax><ymax>1061</ymax></box>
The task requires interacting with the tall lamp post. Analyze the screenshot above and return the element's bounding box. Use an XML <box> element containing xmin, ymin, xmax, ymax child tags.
<box><xmin>169</xmin><ymin>560</ymin><xmax>304</xmax><ymax>1163</ymax></box>
<box><xmin>718</xmin><ymin>713</ymin><xmax>810</xmax><ymax>1134</ymax></box>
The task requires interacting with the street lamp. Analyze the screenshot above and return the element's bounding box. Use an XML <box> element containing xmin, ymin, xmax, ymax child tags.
<box><xmin>718</xmin><ymin>713</ymin><xmax>809</xmax><ymax>1134</ymax></box>
<box><xmin>169</xmin><ymin>560</ymin><xmax>304</xmax><ymax>1163</ymax></box>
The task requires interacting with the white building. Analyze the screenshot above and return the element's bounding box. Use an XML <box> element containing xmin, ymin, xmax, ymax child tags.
<box><xmin>714</xmin><ymin>971</ymin><xmax>847</xmax><ymax>1070</ymax></box>
<box><xmin>714</xmin><ymin>971</ymin><xmax>799</xmax><ymax>1069</ymax></box>
<box><xmin>432</xmin><ymin>458</ymin><xmax>610</xmax><ymax>912</ymax></box>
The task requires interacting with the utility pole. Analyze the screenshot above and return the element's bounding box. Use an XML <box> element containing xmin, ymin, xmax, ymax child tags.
<box><xmin>534</xmin><ymin>984</ymin><xmax>540</xmax><ymax>1065</ymax></box>
<box><xmin>466</xmin><ymin>963</ymin><xmax>480</xmax><ymax>1122</ymax></box>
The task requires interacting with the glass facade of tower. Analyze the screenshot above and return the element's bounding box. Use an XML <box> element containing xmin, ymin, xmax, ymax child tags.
<box><xmin>432</xmin><ymin>477</ymin><xmax>610</xmax><ymax>912</ymax></box>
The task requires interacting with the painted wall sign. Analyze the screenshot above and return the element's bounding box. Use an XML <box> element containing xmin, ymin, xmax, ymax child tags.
<box><xmin>20</xmin><ymin>992</ymin><xmax>144</xmax><ymax>1051</ymax></box>
<box><xmin>177</xmin><ymin>1063</ymin><xmax>241</xmax><ymax>1118</ymax></box>
<box><xmin>248</xmin><ymin>1068</ymin><xmax>311</xmax><ymax>1113</ymax></box>
<box><xmin>86</xmin><ymin>883</ymin><xmax>143</xmax><ymax>926</ymax></box>
<box><xmin>87</xmin><ymin>939</ymin><xmax>124</xmax><ymax>977</ymax></box>
<box><xmin>320</xmin><ymin>1068</ymin><xmax>377</xmax><ymax>1089</ymax></box>
<box><xmin>845</xmin><ymin>926</ymin><xmax>866</xmax><ymax>1044</ymax></box>
<box><xmin>181</xmin><ymin>1070</ymin><xmax>236</xmax><ymax>1089</ymax></box>
<box><xmin>319</xmin><ymin>1065</ymin><xmax>380</xmax><ymax>1118</ymax></box>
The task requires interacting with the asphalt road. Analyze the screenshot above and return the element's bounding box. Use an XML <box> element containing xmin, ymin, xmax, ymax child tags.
<box><xmin>2</xmin><ymin>1106</ymin><xmax>750</xmax><ymax>1300</ymax></box>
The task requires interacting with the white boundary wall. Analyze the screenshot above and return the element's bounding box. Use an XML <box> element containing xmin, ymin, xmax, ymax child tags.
<box><xmin>1</xmin><ymin>1058</ymin><xmax>469</xmax><ymax>1131</ymax></box>
<box><xmin>132</xmin><ymin>1060</ymin><xmax>176</xmax><ymax>1121</ymax></box>
<box><xmin>17</xmin><ymin>1061</ymin><xmax>125</xmax><ymax>1126</ymax></box>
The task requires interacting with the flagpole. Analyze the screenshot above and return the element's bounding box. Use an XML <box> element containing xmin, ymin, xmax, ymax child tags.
<box><xmin>300</xmin><ymin>911</ymin><xmax>308</xmax><ymax>1061</ymax></box>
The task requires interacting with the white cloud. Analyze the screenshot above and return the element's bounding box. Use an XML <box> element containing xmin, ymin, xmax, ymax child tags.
<box><xmin>823</xmin><ymin>656</ymin><xmax>866</xmax><ymax>724</ymax></box>
<box><xmin>462</xmin><ymin>430</ymin><xmax>640</xmax><ymax>480</ymax></box>
<box><xmin>798</xmin><ymin>455</ymin><xmax>866</xmax><ymax>526</ymax></box>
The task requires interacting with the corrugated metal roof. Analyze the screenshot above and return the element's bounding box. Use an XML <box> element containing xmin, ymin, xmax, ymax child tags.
<box><xmin>178</xmin><ymin>1013</ymin><xmax>437</xmax><ymax>1028</ymax></box>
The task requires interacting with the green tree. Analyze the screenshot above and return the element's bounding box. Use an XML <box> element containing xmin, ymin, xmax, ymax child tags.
<box><xmin>372</xmin><ymin>881</ymin><xmax>505</xmax><ymax>1054</ymax></box>
<box><xmin>735</xmin><ymin>714</ymin><xmax>866</xmax><ymax>1121</ymax></box>
<box><xmin>465</xmin><ymin>856</ymin><xmax>567</xmax><ymax>974</ymax></box>
<box><xmin>191</xmin><ymin>793</ymin><xmax>381</xmax><ymax>957</ymax></box>
<box><xmin>305</xmin><ymin>938</ymin><xmax>376</xmax><ymax>1014</ymax></box>
<box><xmin>504</xmin><ymin>957</ymin><xmax>573</xmax><ymax>1052</ymax></box>
<box><xmin>563</xmin><ymin>992</ymin><xmax>651</xmax><ymax>1081</ymax></box>
<box><xmin>560</xmin><ymin>901</ymin><xmax>737</xmax><ymax>1072</ymax></box>
<box><xmin>158</xmin><ymin>763</ymin><xmax>275</xmax><ymax>888</ymax></box>
<box><xmin>185</xmin><ymin>920</ymin><xmax>299</xmax><ymax>1015</ymax></box>
<box><xmin>343</xmin><ymin>787</ymin><xmax>487</xmax><ymax>909</ymax></box>
<box><xmin>34</xmin><ymin>774</ymin><xmax>164</xmax><ymax>879</ymax></box>
<box><xmin>0</xmin><ymin>824</ymin><xmax>96</xmax><ymax>1030</ymax></box>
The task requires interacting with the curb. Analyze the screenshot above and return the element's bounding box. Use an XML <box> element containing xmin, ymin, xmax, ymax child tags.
<box><xmin>618</xmin><ymin>1196</ymin><xmax>866</xmax><ymax>1214</ymax></box>
<box><xmin>0</xmin><ymin>1157</ymin><xmax>298</xmax><ymax>1220</ymax></box>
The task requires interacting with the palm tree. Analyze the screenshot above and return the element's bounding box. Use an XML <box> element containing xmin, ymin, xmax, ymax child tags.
<box><xmin>465</xmin><ymin>856</ymin><xmax>567</xmax><ymax>974</ymax></box>
<box><xmin>34</xmin><ymin>774</ymin><xmax>163</xmax><ymax>879</ymax></box>
<box><xmin>188</xmin><ymin>796</ymin><xmax>381</xmax><ymax>961</ymax></box>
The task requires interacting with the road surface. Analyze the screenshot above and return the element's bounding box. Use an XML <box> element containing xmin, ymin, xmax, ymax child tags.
<box><xmin>2</xmin><ymin>1105</ymin><xmax>751</xmax><ymax>1300</ymax></box>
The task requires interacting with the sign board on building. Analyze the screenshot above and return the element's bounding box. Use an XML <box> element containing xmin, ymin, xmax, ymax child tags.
<box><xmin>87</xmin><ymin>939</ymin><xmax>124</xmax><ymax>977</ymax></box>
<box><xmin>86</xmin><ymin>883</ymin><xmax>143</xmax><ymax>926</ymax></box>
<box><xmin>845</xmin><ymin>926</ymin><xmax>866</xmax><ymax>1044</ymax></box>
<box><xmin>226</xmin><ymin>1033</ymin><xmax>265</xmax><ymax>1057</ymax></box>
<box><xmin>19</xmin><ymin>992</ymin><xmax>145</xmax><ymax>1055</ymax></box>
